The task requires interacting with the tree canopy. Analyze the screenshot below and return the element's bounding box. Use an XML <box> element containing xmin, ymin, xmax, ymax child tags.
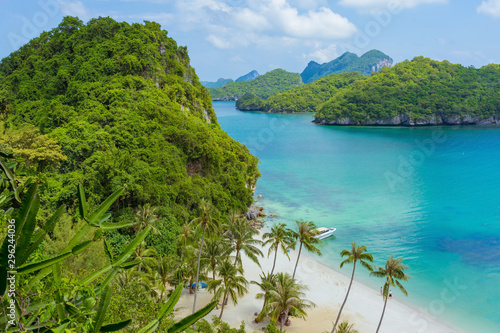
<box><xmin>0</xmin><ymin>16</ymin><xmax>259</xmax><ymax>230</ymax></box>
<box><xmin>314</xmin><ymin>57</ymin><xmax>500</xmax><ymax>125</ymax></box>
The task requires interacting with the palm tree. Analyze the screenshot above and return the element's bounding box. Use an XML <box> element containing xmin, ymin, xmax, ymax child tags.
<box><xmin>134</xmin><ymin>203</ymin><xmax>161</xmax><ymax>234</ymax></box>
<box><xmin>202</xmin><ymin>233</ymin><xmax>231</xmax><ymax>281</ymax></box>
<box><xmin>132</xmin><ymin>241</ymin><xmax>158</xmax><ymax>272</ymax></box>
<box><xmin>177</xmin><ymin>246</ymin><xmax>207</xmax><ymax>295</ymax></box>
<box><xmin>370</xmin><ymin>255</ymin><xmax>410</xmax><ymax>333</ymax></box>
<box><xmin>263</xmin><ymin>272</ymin><xmax>316</xmax><ymax>332</ymax></box>
<box><xmin>149</xmin><ymin>255</ymin><xmax>175</xmax><ymax>300</ymax></box>
<box><xmin>190</xmin><ymin>199</ymin><xmax>219</xmax><ymax>314</ymax></box>
<box><xmin>226</xmin><ymin>216</ymin><xmax>263</xmax><ymax>267</ymax></box>
<box><xmin>336</xmin><ymin>321</ymin><xmax>359</xmax><ymax>333</ymax></box>
<box><xmin>207</xmin><ymin>260</ymin><xmax>249</xmax><ymax>319</ymax></box>
<box><xmin>262</xmin><ymin>223</ymin><xmax>294</xmax><ymax>279</ymax></box>
<box><xmin>331</xmin><ymin>242</ymin><xmax>373</xmax><ymax>333</ymax></box>
<box><xmin>290</xmin><ymin>220</ymin><xmax>322</xmax><ymax>279</ymax></box>
<box><xmin>176</xmin><ymin>223</ymin><xmax>194</xmax><ymax>262</ymax></box>
<box><xmin>251</xmin><ymin>271</ymin><xmax>275</xmax><ymax>322</ymax></box>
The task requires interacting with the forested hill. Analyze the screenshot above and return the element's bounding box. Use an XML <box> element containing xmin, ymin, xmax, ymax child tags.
<box><xmin>314</xmin><ymin>57</ymin><xmax>500</xmax><ymax>126</ymax></box>
<box><xmin>236</xmin><ymin>72</ymin><xmax>366</xmax><ymax>112</ymax></box>
<box><xmin>208</xmin><ymin>68</ymin><xmax>302</xmax><ymax>100</ymax></box>
<box><xmin>301</xmin><ymin>49</ymin><xmax>393</xmax><ymax>83</ymax></box>
<box><xmin>0</xmin><ymin>17</ymin><xmax>259</xmax><ymax>228</ymax></box>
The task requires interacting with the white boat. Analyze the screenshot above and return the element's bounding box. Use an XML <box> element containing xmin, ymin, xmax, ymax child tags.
<box><xmin>315</xmin><ymin>227</ymin><xmax>337</xmax><ymax>240</ymax></box>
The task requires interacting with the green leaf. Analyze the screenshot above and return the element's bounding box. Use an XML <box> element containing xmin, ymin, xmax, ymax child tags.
<box><xmin>112</xmin><ymin>226</ymin><xmax>151</xmax><ymax>266</ymax></box>
<box><xmin>17</xmin><ymin>251</ymin><xmax>72</xmax><ymax>275</ymax></box>
<box><xmin>137</xmin><ymin>320</ymin><xmax>159</xmax><ymax>333</ymax></box>
<box><xmin>77</xmin><ymin>183</ymin><xmax>88</xmax><ymax>220</ymax></box>
<box><xmin>100</xmin><ymin>267</ymin><xmax>119</xmax><ymax>288</ymax></box>
<box><xmin>18</xmin><ymin>205</ymin><xmax>65</xmax><ymax>266</ymax></box>
<box><xmin>103</xmin><ymin>239</ymin><xmax>113</xmax><ymax>262</ymax></box>
<box><xmin>87</xmin><ymin>188</ymin><xmax>124</xmax><ymax>226</ymax></box>
<box><xmin>99</xmin><ymin>221</ymin><xmax>133</xmax><ymax>230</ymax></box>
<box><xmin>93</xmin><ymin>286</ymin><xmax>112</xmax><ymax>333</ymax></box>
<box><xmin>158</xmin><ymin>284</ymin><xmax>183</xmax><ymax>320</ymax></box>
<box><xmin>81</xmin><ymin>265</ymin><xmax>113</xmax><ymax>285</ymax></box>
<box><xmin>100</xmin><ymin>319</ymin><xmax>132</xmax><ymax>332</ymax></box>
<box><xmin>19</xmin><ymin>241</ymin><xmax>91</xmax><ymax>275</ymax></box>
<box><xmin>167</xmin><ymin>301</ymin><xmax>217</xmax><ymax>333</ymax></box>
<box><xmin>0</xmin><ymin>157</ymin><xmax>20</xmax><ymax>202</ymax></box>
<box><xmin>16</xmin><ymin>192</ymin><xmax>40</xmax><ymax>262</ymax></box>
<box><xmin>65</xmin><ymin>302</ymin><xmax>81</xmax><ymax>318</ymax></box>
<box><xmin>14</xmin><ymin>183</ymin><xmax>38</xmax><ymax>242</ymax></box>
<box><xmin>118</xmin><ymin>259</ymin><xmax>142</xmax><ymax>269</ymax></box>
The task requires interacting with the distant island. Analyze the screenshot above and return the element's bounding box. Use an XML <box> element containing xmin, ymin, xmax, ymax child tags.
<box><xmin>301</xmin><ymin>49</ymin><xmax>393</xmax><ymax>83</ymax></box>
<box><xmin>207</xmin><ymin>50</ymin><xmax>391</xmax><ymax>102</ymax></box>
<box><xmin>236</xmin><ymin>72</ymin><xmax>365</xmax><ymax>112</ymax></box>
<box><xmin>201</xmin><ymin>70</ymin><xmax>260</xmax><ymax>89</ymax></box>
<box><xmin>314</xmin><ymin>57</ymin><xmax>500</xmax><ymax>126</ymax></box>
<box><xmin>208</xmin><ymin>69</ymin><xmax>302</xmax><ymax>101</ymax></box>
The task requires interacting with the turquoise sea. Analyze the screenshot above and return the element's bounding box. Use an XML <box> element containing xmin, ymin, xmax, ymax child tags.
<box><xmin>214</xmin><ymin>101</ymin><xmax>500</xmax><ymax>333</ymax></box>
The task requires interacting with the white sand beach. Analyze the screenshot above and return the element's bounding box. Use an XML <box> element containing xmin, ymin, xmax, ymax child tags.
<box><xmin>175</xmin><ymin>232</ymin><xmax>460</xmax><ymax>333</ymax></box>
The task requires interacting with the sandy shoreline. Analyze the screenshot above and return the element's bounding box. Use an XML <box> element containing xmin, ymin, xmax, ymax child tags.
<box><xmin>175</xmin><ymin>231</ymin><xmax>460</xmax><ymax>333</ymax></box>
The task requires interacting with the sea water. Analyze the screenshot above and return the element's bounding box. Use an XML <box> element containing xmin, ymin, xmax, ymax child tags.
<box><xmin>214</xmin><ymin>101</ymin><xmax>500</xmax><ymax>332</ymax></box>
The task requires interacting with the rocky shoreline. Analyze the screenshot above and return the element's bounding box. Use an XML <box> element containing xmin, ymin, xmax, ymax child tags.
<box><xmin>313</xmin><ymin>114</ymin><xmax>500</xmax><ymax>126</ymax></box>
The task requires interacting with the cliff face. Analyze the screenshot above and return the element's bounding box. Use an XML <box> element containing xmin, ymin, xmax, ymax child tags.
<box><xmin>371</xmin><ymin>58</ymin><xmax>393</xmax><ymax>73</ymax></box>
<box><xmin>313</xmin><ymin>114</ymin><xmax>500</xmax><ymax>126</ymax></box>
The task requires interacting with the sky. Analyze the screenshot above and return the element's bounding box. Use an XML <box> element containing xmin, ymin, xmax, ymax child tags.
<box><xmin>1</xmin><ymin>0</ymin><xmax>500</xmax><ymax>81</ymax></box>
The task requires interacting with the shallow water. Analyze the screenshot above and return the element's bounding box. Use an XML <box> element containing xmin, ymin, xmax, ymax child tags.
<box><xmin>214</xmin><ymin>101</ymin><xmax>500</xmax><ymax>332</ymax></box>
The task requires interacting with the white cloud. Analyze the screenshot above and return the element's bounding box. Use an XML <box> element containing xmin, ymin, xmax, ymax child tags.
<box><xmin>477</xmin><ymin>0</ymin><xmax>500</xmax><ymax>17</ymax></box>
<box><xmin>303</xmin><ymin>43</ymin><xmax>339</xmax><ymax>63</ymax></box>
<box><xmin>339</xmin><ymin>0</ymin><xmax>447</xmax><ymax>12</ymax></box>
<box><xmin>266</xmin><ymin>1</ymin><xmax>356</xmax><ymax>39</ymax></box>
<box><xmin>57</xmin><ymin>0</ymin><xmax>90</xmax><ymax>20</ymax></box>
<box><xmin>174</xmin><ymin>0</ymin><xmax>356</xmax><ymax>46</ymax></box>
<box><xmin>206</xmin><ymin>34</ymin><xmax>232</xmax><ymax>49</ymax></box>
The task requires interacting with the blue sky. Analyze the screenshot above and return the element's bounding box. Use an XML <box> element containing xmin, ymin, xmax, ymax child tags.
<box><xmin>1</xmin><ymin>0</ymin><xmax>500</xmax><ymax>81</ymax></box>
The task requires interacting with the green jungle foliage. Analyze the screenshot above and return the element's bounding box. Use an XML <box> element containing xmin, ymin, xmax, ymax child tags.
<box><xmin>0</xmin><ymin>16</ymin><xmax>260</xmax><ymax>252</ymax></box>
<box><xmin>208</xmin><ymin>69</ymin><xmax>302</xmax><ymax>100</ymax></box>
<box><xmin>236</xmin><ymin>72</ymin><xmax>366</xmax><ymax>112</ymax></box>
<box><xmin>314</xmin><ymin>57</ymin><xmax>500</xmax><ymax>125</ymax></box>
<box><xmin>301</xmin><ymin>50</ymin><xmax>393</xmax><ymax>83</ymax></box>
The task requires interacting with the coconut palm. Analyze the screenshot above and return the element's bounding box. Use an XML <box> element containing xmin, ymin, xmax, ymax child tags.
<box><xmin>331</xmin><ymin>242</ymin><xmax>373</xmax><ymax>333</ymax></box>
<box><xmin>290</xmin><ymin>220</ymin><xmax>322</xmax><ymax>279</ymax></box>
<box><xmin>207</xmin><ymin>260</ymin><xmax>249</xmax><ymax>319</ymax></box>
<box><xmin>226</xmin><ymin>216</ymin><xmax>263</xmax><ymax>267</ymax></box>
<box><xmin>262</xmin><ymin>223</ymin><xmax>294</xmax><ymax>279</ymax></box>
<box><xmin>370</xmin><ymin>255</ymin><xmax>410</xmax><ymax>333</ymax></box>
<box><xmin>178</xmin><ymin>246</ymin><xmax>208</xmax><ymax>295</ymax></box>
<box><xmin>263</xmin><ymin>272</ymin><xmax>316</xmax><ymax>332</ymax></box>
<box><xmin>251</xmin><ymin>271</ymin><xmax>275</xmax><ymax>322</ymax></box>
<box><xmin>134</xmin><ymin>203</ymin><xmax>161</xmax><ymax>234</ymax></box>
<box><xmin>202</xmin><ymin>233</ymin><xmax>231</xmax><ymax>281</ymax></box>
<box><xmin>336</xmin><ymin>321</ymin><xmax>359</xmax><ymax>333</ymax></box>
<box><xmin>190</xmin><ymin>199</ymin><xmax>220</xmax><ymax>314</ymax></box>
<box><xmin>176</xmin><ymin>223</ymin><xmax>194</xmax><ymax>262</ymax></box>
<box><xmin>149</xmin><ymin>254</ymin><xmax>175</xmax><ymax>300</ymax></box>
<box><xmin>132</xmin><ymin>241</ymin><xmax>158</xmax><ymax>272</ymax></box>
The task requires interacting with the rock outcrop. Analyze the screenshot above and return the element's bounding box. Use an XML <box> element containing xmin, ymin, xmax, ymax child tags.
<box><xmin>313</xmin><ymin>114</ymin><xmax>500</xmax><ymax>126</ymax></box>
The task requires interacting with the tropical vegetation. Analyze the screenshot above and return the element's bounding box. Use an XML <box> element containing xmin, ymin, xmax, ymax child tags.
<box><xmin>236</xmin><ymin>72</ymin><xmax>365</xmax><ymax>112</ymax></box>
<box><xmin>208</xmin><ymin>69</ymin><xmax>302</xmax><ymax>100</ymax></box>
<box><xmin>314</xmin><ymin>57</ymin><xmax>500</xmax><ymax>125</ymax></box>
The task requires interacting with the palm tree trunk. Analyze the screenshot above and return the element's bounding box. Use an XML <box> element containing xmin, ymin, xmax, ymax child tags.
<box><xmin>192</xmin><ymin>223</ymin><xmax>207</xmax><ymax>314</ymax></box>
<box><xmin>270</xmin><ymin>243</ymin><xmax>279</xmax><ymax>278</ymax></box>
<box><xmin>331</xmin><ymin>261</ymin><xmax>356</xmax><ymax>333</ymax></box>
<box><xmin>219</xmin><ymin>290</ymin><xmax>228</xmax><ymax>319</ymax></box>
<box><xmin>376</xmin><ymin>287</ymin><xmax>389</xmax><ymax>333</ymax></box>
<box><xmin>292</xmin><ymin>241</ymin><xmax>303</xmax><ymax>279</ymax></box>
<box><xmin>234</xmin><ymin>248</ymin><xmax>240</xmax><ymax>266</ymax></box>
